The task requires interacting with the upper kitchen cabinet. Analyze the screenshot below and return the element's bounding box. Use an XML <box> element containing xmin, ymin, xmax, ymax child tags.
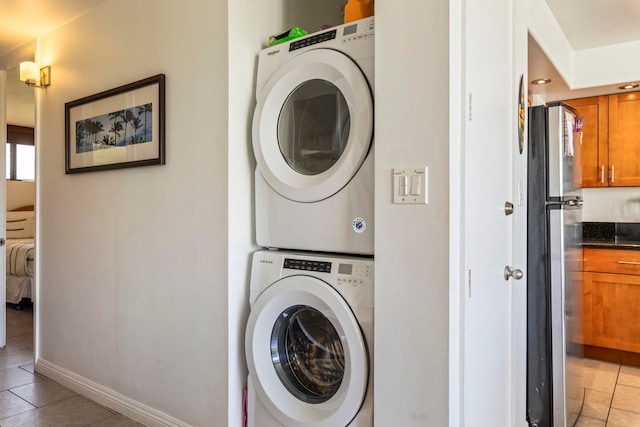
<box><xmin>565</xmin><ymin>92</ymin><xmax>640</xmax><ymax>188</ymax></box>
<box><xmin>564</xmin><ymin>96</ymin><xmax>608</xmax><ymax>187</ymax></box>
<box><xmin>609</xmin><ymin>92</ymin><xmax>640</xmax><ymax>187</ymax></box>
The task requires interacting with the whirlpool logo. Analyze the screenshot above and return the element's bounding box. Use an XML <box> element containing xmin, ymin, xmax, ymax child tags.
<box><xmin>259</xmin><ymin>260</ymin><xmax>274</xmax><ymax>264</ymax></box>
<box><xmin>267</xmin><ymin>49</ymin><xmax>280</xmax><ymax>56</ymax></box>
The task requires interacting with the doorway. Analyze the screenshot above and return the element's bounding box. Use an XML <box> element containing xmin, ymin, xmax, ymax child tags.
<box><xmin>4</xmin><ymin>62</ymin><xmax>36</xmax><ymax>363</ymax></box>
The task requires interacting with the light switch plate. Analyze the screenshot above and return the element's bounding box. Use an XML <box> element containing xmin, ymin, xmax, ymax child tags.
<box><xmin>393</xmin><ymin>167</ymin><xmax>428</xmax><ymax>204</ymax></box>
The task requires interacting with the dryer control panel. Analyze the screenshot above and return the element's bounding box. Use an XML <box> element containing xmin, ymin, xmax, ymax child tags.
<box><xmin>288</xmin><ymin>16</ymin><xmax>374</xmax><ymax>53</ymax></box>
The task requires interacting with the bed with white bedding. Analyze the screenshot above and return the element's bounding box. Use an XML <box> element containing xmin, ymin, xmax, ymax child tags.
<box><xmin>6</xmin><ymin>208</ymin><xmax>35</xmax><ymax>305</ymax></box>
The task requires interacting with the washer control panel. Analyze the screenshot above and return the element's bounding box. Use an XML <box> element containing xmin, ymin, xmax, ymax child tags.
<box><xmin>284</xmin><ymin>258</ymin><xmax>331</xmax><ymax>273</ymax></box>
<box><xmin>282</xmin><ymin>257</ymin><xmax>371</xmax><ymax>286</ymax></box>
<box><xmin>337</xmin><ymin>262</ymin><xmax>371</xmax><ymax>286</ymax></box>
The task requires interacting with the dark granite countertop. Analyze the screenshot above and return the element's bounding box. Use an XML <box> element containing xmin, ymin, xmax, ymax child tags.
<box><xmin>582</xmin><ymin>241</ymin><xmax>640</xmax><ymax>250</ymax></box>
<box><xmin>583</xmin><ymin>222</ymin><xmax>640</xmax><ymax>250</ymax></box>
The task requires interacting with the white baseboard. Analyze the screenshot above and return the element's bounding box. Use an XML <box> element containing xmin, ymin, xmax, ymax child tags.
<box><xmin>35</xmin><ymin>358</ymin><xmax>192</xmax><ymax>427</ymax></box>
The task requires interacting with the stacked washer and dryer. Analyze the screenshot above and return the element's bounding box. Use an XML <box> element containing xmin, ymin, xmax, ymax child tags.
<box><xmin>245</xmin><ymin>17</ymin><xmax>375</xmax><ymax>427</ymax></box>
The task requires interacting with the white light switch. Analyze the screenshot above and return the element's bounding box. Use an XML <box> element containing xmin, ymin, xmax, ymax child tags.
<box><xmin>410</xmin><ymin>175</ymin><xmax>421</xmax><ymax>195</ymax></box>
<box><xmin>393</xmin><ymin>167</ymin><xmax>428</xmax><ymax>204</ymax></box>
<box><xmin>399</xmin><ymin>175</ymin><xmax>409</xmax><ymax>196</ymax></box>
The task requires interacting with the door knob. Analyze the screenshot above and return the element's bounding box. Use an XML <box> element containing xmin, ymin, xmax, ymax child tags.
<box><xmin>504</xmin><ymin>201</ymin><xmax>514</xmax><ymax>216</ymax></box>
<box><xmin>504</xmin><ymin>266</ymin><xmax>523</xmax><ymax>281</ymax></box>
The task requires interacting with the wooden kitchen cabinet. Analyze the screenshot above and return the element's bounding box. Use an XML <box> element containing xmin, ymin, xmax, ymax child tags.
<box><xmin>583</xmin><ymin>248</ymin><xmax>640</xmax><ymax>352</ymax></box>
<box><xmin>608</xmin><ymin>92</ymin><xmax>640</xmax><ymax>186</ymax></box>
<box><xmin>564</xmin><ymin>96</ymin><xmax>608</xmax><ymax>187</ymax></box>
<box><xmin>564</xmin><ymin>92</ymin><xmax>640</xmax><ymax>188</ymax></box>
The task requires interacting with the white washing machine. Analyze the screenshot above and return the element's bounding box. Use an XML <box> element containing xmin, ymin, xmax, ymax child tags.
<box><xmin>245</xmin><ymin>250</ymin><xmax>373</xmax><ymax>427</ymax></box>
<box><xmin>253</xmin><ymin>17</ymin><xmax>374</xmax><ymax>255</ymax></box>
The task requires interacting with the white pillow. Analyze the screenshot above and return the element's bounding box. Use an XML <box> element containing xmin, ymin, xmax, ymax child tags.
<box><xmin>6</xmin><ymin>211</ymin><xmax>35</xmax><ymax>239</ymax></box>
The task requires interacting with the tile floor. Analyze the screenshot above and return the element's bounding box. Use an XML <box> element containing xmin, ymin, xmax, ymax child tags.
<box><xmin>0</xmin><ymin>304</ymin><xmax>143</xmax><ymax>426</ymax></box>
<box><xmin>5</xmin><ymin>304</ymin><xmax>639</xmax><ymax>427</ymax></box>
<box><xmin>576</xmin><ymin>357</ymin><xmax>640</xmax><ymax>426</ymax></box>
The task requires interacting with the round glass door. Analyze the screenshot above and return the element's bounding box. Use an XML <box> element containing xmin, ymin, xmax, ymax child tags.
<box><xmin>253</xmin><ymin>48</ymin><xmax>373</xmax><ymax>203</ymax></box>
<box><xmin>278</xmin><ymin>80</ymin><xmax>350</xmax><ymax>176</ymax></box>
<box><xmin>245</xmin><ymin>276</ymin><xmax>368</xmax><ymax>427</ymax></box>
<box><xmin>271</xmin><ymin>305</ymin><xmax>345</xmax><ymax>404</ymax></box>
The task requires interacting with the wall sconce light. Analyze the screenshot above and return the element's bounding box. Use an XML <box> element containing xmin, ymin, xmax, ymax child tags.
<box><xmin>19</xmin><ymin>61</ymin><xmax>51</xmax><ymax>88</ymax></box>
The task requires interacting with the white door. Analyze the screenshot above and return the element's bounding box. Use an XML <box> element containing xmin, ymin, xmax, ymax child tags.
<box><xmin>245</xmin><ymin>275</ymin><xmax>368</xmax><ymax>427</ymax></box>
<box><xmin>462</xmin><ymin>0</ymin><xmax>527</xmax><ymax>424</ymax></box>
<box><xmin>0</xmin><ymin>70</ymin><xmax>8</xmax><ymax>347</ymax></box>
<box><xmin>252</xmin><ymin>49</ymin><xmax>373</xmax><ymax>202</ymax></box>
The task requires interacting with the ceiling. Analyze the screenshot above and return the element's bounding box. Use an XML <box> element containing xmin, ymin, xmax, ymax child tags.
<box><xmin>0</xmin><ymin>0</ymin><xmax>108</xmax><ymax>64</ymax></box>
<box><xmin>1</xmin><ymin>0</ymin><xmax>109</xmax><ymax>127</ymax></box>
<box><xmin>529</xmin><ymin>0</ymin><xmax>640</xmax><ymax>101</ymax></box>
<box><xmin>545</xmin><ymin>0</ymin><xmax>640</xmax><ymax>50</ymax></box>
<box><xmin>2</xmin><ymin>0</ymin><xmax>640</xmax><ymax>125</ymax></box>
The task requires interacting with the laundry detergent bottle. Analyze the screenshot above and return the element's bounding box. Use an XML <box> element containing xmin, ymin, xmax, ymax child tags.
<box><xmin>344</xmin><ymin>0</ymin><xmax>374</xmax><ymax>23</ymax></box>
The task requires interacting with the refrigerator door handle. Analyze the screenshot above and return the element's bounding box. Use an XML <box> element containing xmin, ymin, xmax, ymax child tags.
<box><xmin>546</xmin><ymin>197</ymin><xmax>584</xmax><ymax>209</ymax></box>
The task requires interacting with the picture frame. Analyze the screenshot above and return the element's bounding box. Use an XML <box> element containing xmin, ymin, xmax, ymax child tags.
<box><xmin>65</xmin><ymin>74</ymin><xmax>165</xmax><ymax>174</ymax></box>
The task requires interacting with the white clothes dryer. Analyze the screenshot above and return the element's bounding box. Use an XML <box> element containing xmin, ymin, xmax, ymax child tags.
<box><xmin>253</xmin><ymin>18</ymin><xmax>374</xmax><ymax>255</ymax></box>
<box><xmin>245</xmin><ymin>250</ymin><xmax>373</xmax><ymax>427</ymax></box>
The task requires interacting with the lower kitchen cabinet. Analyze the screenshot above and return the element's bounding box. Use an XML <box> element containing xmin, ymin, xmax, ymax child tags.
<box><xmin>583</xmin><ymin>271</ymin><xmax>640</xmax><ymax>352</ymax></box>
<box><xmin>583</xmin><ymin>248</ymin><xmax>640</xmax><ymax>353</ymax></box>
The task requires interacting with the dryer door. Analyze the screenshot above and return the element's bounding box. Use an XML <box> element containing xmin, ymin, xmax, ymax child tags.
<box><xmin>252</xmin><ymin>48</ymin><xmax>373</xmax><ymax>203</ymax></box>
<box><xmin>245</xmin><ymin>275</ymin><xmax>368</xmax><ymax>427</ymax></box>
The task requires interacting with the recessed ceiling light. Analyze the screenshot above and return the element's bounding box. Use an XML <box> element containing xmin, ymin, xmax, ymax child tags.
<box><xmin>619</xmin><ymin>83</ymin><xmax>639</xmax><ymax>90</ymax></box>
<box><xmin>531</xmin><ymin>78</ymin><xmax>551</xmax><ymax>85</ymax></box>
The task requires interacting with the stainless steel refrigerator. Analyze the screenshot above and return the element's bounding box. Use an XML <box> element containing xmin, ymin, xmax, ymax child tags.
<box><xmin>527</xmin><ymin>103</ymin><xmax>584</xmax><ymax>427</ymax></box>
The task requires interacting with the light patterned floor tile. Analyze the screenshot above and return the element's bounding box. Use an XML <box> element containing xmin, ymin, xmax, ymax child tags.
<box><xmin>583</xmin><ymin>359</ymin><xmax>620</xmax><ymax>394</ymax></box>
<box><xmin>0</xmin><ymin>367</ymin><xmax>41</xmax><ymax>392</ymax></box>
<box><xmin>0</xmin><ymin>395</ymin><xmax>113</xmax><ymax>426</ymax></box>
<box><xmin>574</xmin><ymin>415</ymin><xmax>606</xmax><ymax>427</ymax></box>
<box><xmin>607</xmin><ymin>408</ymin><xmax>640</xmax><ymax>426</ymax></box>
<box><xmin>580</xmin><ymin>388</ymin><xmax>612</xmax><ymax>421</ymax></box>
<box><xmin>18</xmin><ymin>363</ymin><xmax>34</xmax><ymax>374</ymax></box>
<box><xmin>618</xmin><ymin>365</ymin><xmax>640</xmax><ymax>389</ymax></box>
<box><xmin>0</xmin><ymin>390</ymin><xmax>35</xmax><ymax>419</ymax></box>
<box><xmin>0</xmin><ymin>348</ymin><xmax>33</xmax><ymax>371</ymax></box>
<box><xmin>612</xmin><ymin>384</ymin><xmax>640</xmax><ymax>414</ymax></box>
<box><xmin>87</xmin><ymin>414</ymin><xmax>146</xmax><ymax>426</ymax></box>
<box><xmin>9</xmin><ymin>379</ymin><xmax>77</xmax><ymax>407</ymax></box>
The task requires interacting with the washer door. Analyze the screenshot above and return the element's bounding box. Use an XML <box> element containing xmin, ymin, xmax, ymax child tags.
<box><xmin>245</xmin><ymin>276</ymin><xmax>368</xmax><ymax>427</ymax></box>
<box><xmin>252</xmin><ymin>48</ymin><xmax>373</xmax><ymax>203</ymax></box>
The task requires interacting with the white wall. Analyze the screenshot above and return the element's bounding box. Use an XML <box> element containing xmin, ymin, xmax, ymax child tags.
<box><xmin>36</xmin><ymin>1</ymin><xmax>231</xmax><ymax>425</ymax></box>
<box><xmin>375</xmin><ymin>1</ymin><xmax>450</xmax><ymax>425</ymax></box>
<box><xmin>582</xmin><ymin>187</ymin><xmax>640</xmax><ymax>222</ymax></box>
<box><xmin>6</xmin><ymin>180</ymin><xmax>35</xmax><ymax>211</ymax></box>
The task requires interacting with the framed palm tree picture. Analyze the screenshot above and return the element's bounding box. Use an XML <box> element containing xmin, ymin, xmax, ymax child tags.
<box><xmin>65</xmin><ymin>74</ymin><xmax>165</xmax><ymax>173</ymax></box>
